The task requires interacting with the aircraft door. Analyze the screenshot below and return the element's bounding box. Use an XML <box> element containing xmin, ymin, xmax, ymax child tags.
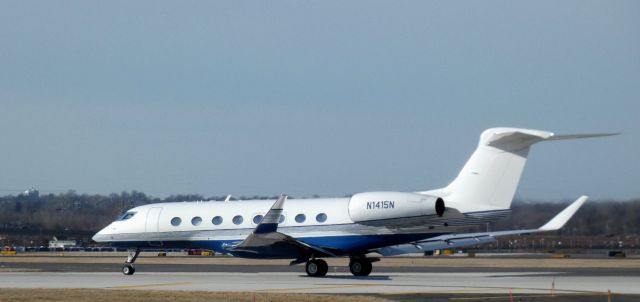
<box><xmin>145</xmin><ymin>207</ymin><xmax>163</xmax><ymax>232</ymax></box>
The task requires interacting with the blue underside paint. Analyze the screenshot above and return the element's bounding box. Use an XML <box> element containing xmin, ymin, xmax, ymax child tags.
<box><xmin>106</xmin><ymin>233</ymin><xmax>445</xmax><ymax>258</ymax></box>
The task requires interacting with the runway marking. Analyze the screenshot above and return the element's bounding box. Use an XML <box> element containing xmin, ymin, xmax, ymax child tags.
<box><xmin>385</xmin><ymin>286</ymin><xmax>608</xmax><ymax>296</ymax></box>
<box><xmin>258</xmin><ymin>284</ymin><xmax>383</xmax><ymax>292</ymax></box>
<box><xmin>384</xmin><ymin>287</ymin><xmax>513</xmax><ymax>295</ymax></box>
<box><xmin>449</xmin><ymin>292</ymin><xmax>608</xmax><ymax>300</ymax></box>
<box><xmin>108</xmin><ymin>282</ymin><xmax>193</xmax><ymax>289</ymax></box>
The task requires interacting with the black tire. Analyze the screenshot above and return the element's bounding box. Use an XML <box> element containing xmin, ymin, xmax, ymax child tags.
<box><xmin>122</xmin><ymin>264</ymin><xmax>135</xmax><ymax>275</ymax></box>
<box><xmin>305</xmin><ymin>259</ymin><xmax>328</xmax><ymax>277</ymax></box>
<box><xmin>349</xmin><ymin>259</ymin><xmax>372</xmax><ymax>276</ymax></box>
<box><xmin>316</xmin><ymin>259</ymin><xmax>328</xmax><ymax>276</ymax></box>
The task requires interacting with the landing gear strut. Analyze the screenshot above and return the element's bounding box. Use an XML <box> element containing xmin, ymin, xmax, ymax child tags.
<box><xmin>122</xmin><ymin>249</ymin><xmax>140</xmax><ymax>275</ymax></box>
<box><xmin>305</xmin><ymin>259</ymin><xmax>328</xmax><ymax>277</ymax></box>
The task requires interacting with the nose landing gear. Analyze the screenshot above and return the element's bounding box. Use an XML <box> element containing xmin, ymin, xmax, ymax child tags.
<box><xmin>122</xmin><ymin>249</ymin><xmax>140</xmax><ymax>275</ymax></box>
<box><xmin>122</xmin><ymin>263</ymin><xmax>135</xmax><ymax>275</ymax></box>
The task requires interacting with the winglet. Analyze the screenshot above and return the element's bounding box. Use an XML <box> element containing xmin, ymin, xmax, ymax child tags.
<box><xmin>538</xmin><ymin>195</ymin><xmax>588</xmax><ymax>231</ymax></box>
<box><xmin>254</xmin><ymin>194</ymin><xmax>287</xmax><ymax>234</ymax></box>
<box><xmin>548</xmin><ymin>133</ymin><xmax>620</xmax><ymax>141</ymax></box>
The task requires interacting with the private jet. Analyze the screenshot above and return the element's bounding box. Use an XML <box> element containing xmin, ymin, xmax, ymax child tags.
<box><xmin>92</xmin><ymin>127</ymin><xmax>615</xmax><ymax>276</ymax></box>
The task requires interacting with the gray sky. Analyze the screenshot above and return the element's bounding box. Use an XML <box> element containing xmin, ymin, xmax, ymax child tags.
<box><xmin>1</xmin><ymin>1</ymin><xmax>638</xmax><ymax>200</ymax></box>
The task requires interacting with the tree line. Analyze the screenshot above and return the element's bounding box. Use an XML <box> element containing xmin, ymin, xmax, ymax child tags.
<box><xmin>0</xmin><ymin>191</ymin><xmax>283</xmax><ymax>232</ymax></box>
<box><xmin>494</xmin><ymin>199</ymin><xmax>640</xmax><ymax>237</ymax></box>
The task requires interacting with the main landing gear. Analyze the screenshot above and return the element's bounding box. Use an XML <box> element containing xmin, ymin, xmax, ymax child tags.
<box><xmin>122</xmin><ymin>249</ymin><xmax>140</xmax><ymax>275</ymax></box>
<box><xmin>304</xmin><ymin>256</ymin><xmax>378</xmax><ymax>277</ymax></box>
<box><xmin>305</xmin><ymin>259</ymin><xmax>328</xmax><ymax>277</ymax></box>
<box><xmin>349</xmin><ymin>257</ymin><xmax>373</xmax><ymax>276</ymax></box>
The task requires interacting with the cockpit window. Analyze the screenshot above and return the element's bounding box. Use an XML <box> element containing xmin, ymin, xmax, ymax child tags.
<box><xmin>118</xmin><ymin>212</ymin><xmax>136</xmax><ymax>221</ymax></box>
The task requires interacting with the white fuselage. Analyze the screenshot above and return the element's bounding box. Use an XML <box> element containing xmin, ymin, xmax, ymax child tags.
<box><xmin>93</xmin><ymin>192</ymin><xmax>509</xmax><ymax>257</ymax></box>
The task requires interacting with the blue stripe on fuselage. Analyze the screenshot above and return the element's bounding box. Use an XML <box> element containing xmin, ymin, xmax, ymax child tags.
<box><xmin>106</xmin><ymin>233</ymin><xmax>445</xmax><ymax>258</ymax></box>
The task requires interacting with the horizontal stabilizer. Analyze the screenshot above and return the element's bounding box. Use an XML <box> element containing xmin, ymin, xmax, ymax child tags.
<box><xmin>484</xmin><ymin>128</ymin><xmax>618</xmax><ymax>151</ymax></box>
<box><xmin>547</xmin><ymin>133</ymin><xmax>620</xmax><ymax>141</ymax></box>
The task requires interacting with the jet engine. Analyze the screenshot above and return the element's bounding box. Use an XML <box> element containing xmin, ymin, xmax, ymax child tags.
<box><xmin>348</xmin><ymin>191</ymin><xmax>446</xmax><ymax>223</ymax></box>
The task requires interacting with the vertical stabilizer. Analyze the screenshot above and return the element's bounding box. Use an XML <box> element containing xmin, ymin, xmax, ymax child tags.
<box><xmin>424</xmin><ymin>128</ymin><xmax>616</xmax><ymax>210</ymax></box>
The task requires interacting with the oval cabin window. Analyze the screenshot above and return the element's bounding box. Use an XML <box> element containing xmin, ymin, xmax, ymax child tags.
<box><xmin>212</xmin><ymin>216</ymin><xmax>223</xmax><ymax>225</ymax></box>
<box><xmin>170</xmin><ymin>217</ymin><xmax>182</xmax><ymax>226</ymax></box>
<box><xmin>253</xmin><ymin>215</ymin><xmax>263</xmax><ymax>224</ymax></box>
<box><xmin>191</xmin><ymin>216</ymin><xmax>202</xmax><ymax>226</ymax></box>
<box><xmin>232</xmin><ymin>215</ymin><xmax>243</xmax><ymax>225</ymax></box>
<box><xmin>295</xmin><ymin>214</ymin><xmax>306</xmax><ymax>223</ymax></box>
<box><xmin>316</xmin><ymin>213</ymin><xmax>327</xmax><ymax>223</ymax></box>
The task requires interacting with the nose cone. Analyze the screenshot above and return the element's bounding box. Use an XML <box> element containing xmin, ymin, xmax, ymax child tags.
<box><xmin>92</xmin><ymin>225</ymin><xmax>110</xmax><ymax>242</ymax></box>
<box><xmin>91</xmin><ymin>229</ymin><xmax>102</xmax><ymax>242</ymax></box>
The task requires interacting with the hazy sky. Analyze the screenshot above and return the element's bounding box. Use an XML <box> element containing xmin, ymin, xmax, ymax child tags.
<box><xmin>1</xmin><ymin>1</ymin><xmax>638</xmax><ymax>200</ymax></box>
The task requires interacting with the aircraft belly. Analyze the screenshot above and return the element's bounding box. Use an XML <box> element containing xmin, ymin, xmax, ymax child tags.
<box><xmin>105</xmin><ymin>232</ymin><xmax>445</xmax><ymax>258</ymax></box>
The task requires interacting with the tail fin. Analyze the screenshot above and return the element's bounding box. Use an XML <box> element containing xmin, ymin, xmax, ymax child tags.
<box><xmin>424</xmin><ymin>128</ymin><xmax>616</xmax><ymax>210</ymax></box>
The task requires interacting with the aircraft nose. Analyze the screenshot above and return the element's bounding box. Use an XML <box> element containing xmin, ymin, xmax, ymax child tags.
<box><xmin>92</xmin><ymin>225</ymin><xmax>110</xmax><ymax>242</ymax></box>
<box><xmin>91</xmin><ymin>229</ymin><xmax>103</xmax><ymax>242</ymax></box>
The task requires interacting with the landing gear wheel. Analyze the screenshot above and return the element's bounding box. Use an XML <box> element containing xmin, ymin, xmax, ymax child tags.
<box><xmin>122</xmin><ymin>249</ymin><xmax>140</xmax><ymax>275</ymax></box>
<box><xmin>122</xmin><ymin>264</ymin><xmax>135</xmax><ymax>275</ymax></box>
<box><xmin>305</xmin><ymin>259</ymin><xmax>328</xmax><ymax>277</ymax></box>
<box><xmin>349</xmin><ymin>258</ymin><xmax>372</xmax><ymax>276</ymax></box>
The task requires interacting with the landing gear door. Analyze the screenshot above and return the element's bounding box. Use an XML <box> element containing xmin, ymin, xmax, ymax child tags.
<box><xmin>145</xmin><ymin>207</ymin><xmax>163</xmax><ymax>233</ymax></box>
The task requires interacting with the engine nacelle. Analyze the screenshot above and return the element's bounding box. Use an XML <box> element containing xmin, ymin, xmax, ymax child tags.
<box><xmin>348</xmin><ymin>191</ymin><xmax>445</xmax><ymax>223</ymax></box>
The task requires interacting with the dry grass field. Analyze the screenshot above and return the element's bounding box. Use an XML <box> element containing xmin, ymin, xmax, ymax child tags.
<box><xmin>0</xmin><ymin>289</ymin><xmax>389</xmax><ymax>302</ymax></box>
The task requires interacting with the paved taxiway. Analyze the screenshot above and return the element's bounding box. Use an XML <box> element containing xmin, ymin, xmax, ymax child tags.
<box><xmin>1</xmin><ymin>263</ymin><xmax>639</xmax><ymax>295</ymax></box>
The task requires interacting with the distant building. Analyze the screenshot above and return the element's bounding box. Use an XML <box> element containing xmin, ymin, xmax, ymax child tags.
<box><xmin>22</xmin><ymin>187</ymin><xmax>39</xmax><ymax>199</ymax></box>
<box><xmin>48</xmin><ymin>236</ymin><xmax>76</xmax><ymax>249</ymax></box>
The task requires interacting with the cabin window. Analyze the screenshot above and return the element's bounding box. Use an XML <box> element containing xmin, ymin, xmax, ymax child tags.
<box><xmin>232</xmin><ymin>215</ymin><xmax>243</xmax><ymax>225</ymax></box>
<box><xmin>278</xmin><ymin>214</ymin><xmax>285</xmax><ymax>224</ymax></box>
<box><xmin>191</xmin><ymin>216</ymin><xmax>202</xmax><ymax>226</ymax></box>
<box><xmin>316</xmin><ymin>213</ymin><xmax>327</xmax><ymax>223</ymax></box>
<box><xmin>295</xmin><ymin>214</ymin><xmax>305</xmax><ymax>223</ymax></box>
<box><xmin>170</xmin><ymin>217</ymin><xmax>182</xmax><ymax>226</ymax></box>
<box><xmin>118</xmin><ymin>212</ymin><xmax>136</xmax><ymax>221</ymax></box>
<box><xmin>253</xmin><ymin>215</ymin><xmax>264</xmax><ymax>224</ymax></box>
<box><xmin>212</xmin><ymin>216</ymin><xmax>223</xmax><ymax>225</ymax></box>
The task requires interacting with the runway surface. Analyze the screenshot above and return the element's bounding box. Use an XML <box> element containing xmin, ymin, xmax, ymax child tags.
<box><xmin>1</xmin><ymin>271</ymin><xmax>638</xmax><ymax>294</ymax></box>
<box><xmin>1</xmin><ymin>262</ymin><xmax>639</xmax><ymax>296</ymax></box>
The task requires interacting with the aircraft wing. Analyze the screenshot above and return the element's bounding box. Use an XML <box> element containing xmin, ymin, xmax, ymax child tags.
<box><xmin>377</xmin><ymin>195</ymin><xmax>588</xmax><ymax>256</ymax></box>
<box><xmin>227</xmin><ymin>195</ymin><xmax>337</xmax><ymax>262</ymax></box>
